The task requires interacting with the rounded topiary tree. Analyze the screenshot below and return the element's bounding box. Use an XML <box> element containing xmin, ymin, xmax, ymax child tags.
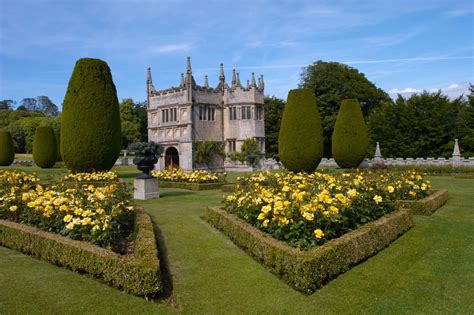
<box><xmin>0</xmin><ymin>130</ymin><xmax>15</xmax><ymax>166</ymax></box>
<box><xmin>332</xmin><ymin>99</ymin><xmax>369</xmax><ymax>168</ymax></box>
<box><xmin>61</xmin><ymin>58</ymin><xmax>122</xmax><ymax>172</ymax></box>
<box><xmin>278</xmin><ymin>89</ymin><xmax>324</xmax><ymax>172</ymax></box>
<box><xmin>33</xmin><ymin>126</ymin><xmax>57</xmax><ymax>168</ymax></box>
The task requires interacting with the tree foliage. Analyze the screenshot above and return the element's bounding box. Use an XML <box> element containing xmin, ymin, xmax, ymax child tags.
<box><xmin>119</xmin><ymin>98</ymin><xmax>147</xmax><ymax>148</ymax></box>
<box><xmin>264</xmin><ymin>96</ymin><xmax>285</xmax><ymax>158</ymax></box>
<box><xmin>0</xmin><ymin>100</ymin><xmax>16</xmax><ymax>110</ymax></box>
<box><xmin>299</xmin><ymin>61</ymin><xmax>390</xmax><ymax>157</ymax></box>
<box><xmin>195</xmin><ymin>141</ymin><xmax>225</xmax><ymax>166</ymax></box>
<box><xmin>33</xmin><ymin>126</ymin><xmax>57</xmax><ymax>168</ymax></box>
<box><xmin>279</xmin><ymin>89</ymin><xmax>324</xmax><ymax>172</ymax></box>
<box><xmin>0</xmin><ymin>130</ymin><xmax>15</xmax><ymax>166</ymax></box>
<box><xmin>368</xmin><ymin>91</ymin><xmax>471</xmax><ymax>158</ymax></box>
<box><xmin>332</xmin><ymin>99</ymin><xmax>368</xmax><ymax>168</ymax></box>
<box><xmin>61</xmin><ymin>58</ymin><xmax>122</xmax><ymax>172</ymax></box>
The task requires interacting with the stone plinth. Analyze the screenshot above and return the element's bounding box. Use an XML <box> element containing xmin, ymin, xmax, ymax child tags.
<box><xmin>134</xmin><ymin>177</ymin><xmax>159</xmax><ymax>200</ymax></box>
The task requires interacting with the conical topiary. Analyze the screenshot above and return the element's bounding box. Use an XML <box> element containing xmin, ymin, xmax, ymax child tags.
<box><xmin>0</xmin><ymin>130</ymin><xmax>15</xmax><ymax>166</ymax></box>
<box><xmin>61</xmin><ymin>58</ymin><xmax>122</xmax><ymax>172</ymax></box>
<box><xmin>332</xmin><ymin>99</ymin><xmax>369</xmax><ymax>168</ymax></box>
<box><xmin>278</xmin><ymin>89</ymin><xmax>324</xmax><ymax>172</ymax></box>
<box><xmin>33</xmin><ymin>125</ymin><xmax>57</xmax><ymax>168</ymax></box>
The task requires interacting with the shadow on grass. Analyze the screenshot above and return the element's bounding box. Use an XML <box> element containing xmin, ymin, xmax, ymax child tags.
<box><xmin>160</xmin><ymin>191</ymin><xmax>194</xmax><ymax>198</ymax></box>
<box><xmin>151</xmin><ymin>220</ymin><xmax>178</xmax><ymax>308</ymax></box>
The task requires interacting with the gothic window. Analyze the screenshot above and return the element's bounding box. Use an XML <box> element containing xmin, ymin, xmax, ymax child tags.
<box><xmin>199</xmin><ymin>105</ymin><xmax>214</xmax><ymax>121</ymax></box>
<box><xmin>208</xmin><ymin>107</ymin><xmax>215</xmax><ymax>121</ymax></box>
<box><xmin>228</xmin><ymin>139</ymin><xmax>236</xmax><ymax>152</ymax></box>
<box><xmin>256</xmin><ymin>105</ymin><xmax>263</xmax><ymax>120</ymax></box>
<box><xmin>229</xmin><ymin>107</ymin><xmax>237</xmax><ymax>120</ymax></box>
<box><xmin>241</xmin><ymin>106</ymin><xmax>252</xmax><ymax>120</ymax></box>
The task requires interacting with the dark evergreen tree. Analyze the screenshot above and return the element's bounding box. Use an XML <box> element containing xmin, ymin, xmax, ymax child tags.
<box><xmin>279</xmin><ymin>89</ymin><xmax>324</xmax><ymax>172</ymax></box>
<box><xmin>0</xmin><ymin>130</ymin><xmax>15</xmax><ymax>166</ymax></box>
<box><xmin>61</xmin><ymin>58</ymin><xmax>122</xmax><ymax>172</ymax></box>
<box><xmin>32</xmin><ymin>125</ymin><xmax>57</xmax><ymax>168</ymax></box>
<box><xmin>264</xmin><ymin>96</ymin><xmax>285</xmax><ymax>158</ymax></box>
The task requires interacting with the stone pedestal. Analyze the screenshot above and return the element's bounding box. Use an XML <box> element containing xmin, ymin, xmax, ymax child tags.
<box><xmin>134</xmin><ymin>177</ymin><xmax>159</xmax><ymax>200</ymax></box>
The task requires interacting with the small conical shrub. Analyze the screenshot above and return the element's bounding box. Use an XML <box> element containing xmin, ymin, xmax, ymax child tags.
<box><xmin>61</xmin><ymin>58</ymin><xmax>122</xmax><ymax>172</ymax></box>
<box><xmin>278</xmin><ymin>89</ymin><xmax>324</xmax><ymax>172</ymax></box>
<box><xmin>0</xmin><ymin>130</ymin><xmax>15</xmax><ymax>166</ymax></box>
<box><xmin>332</xmin><ymin>99</ymin><xmax>368</xmax><ymax>168</ymax></box>
<box><xmin>33</xmin><ymin>126</ymin><xmax>57</xmax><ymax>168</ymax></box>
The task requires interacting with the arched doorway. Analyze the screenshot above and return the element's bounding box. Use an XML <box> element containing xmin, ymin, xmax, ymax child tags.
<box><xmin>165</xmin><ymin>147</ymin><xmax>180</xmax><ymax>170</ymax></box>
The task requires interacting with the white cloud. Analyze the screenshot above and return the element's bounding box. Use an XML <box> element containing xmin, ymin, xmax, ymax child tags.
<box><xmin>446</xmin><ymin>8</ymin><xmax>473</xmax><ymax>18</ymax></box>
<box><xmin>389</xmin><ymin>82</ymin><xmax>470</xmax><ymax>98</ymax></box>
<box><xmin>149</xmin><ymin>43</ymin><xmax>192</xmax><ymax>54</ymax></box>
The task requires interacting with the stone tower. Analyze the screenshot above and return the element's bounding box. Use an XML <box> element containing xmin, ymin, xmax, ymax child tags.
<box><xmin>147</xmin><ymin>57</ymin><xmax>265</xmax><ymax>171</ymax></box>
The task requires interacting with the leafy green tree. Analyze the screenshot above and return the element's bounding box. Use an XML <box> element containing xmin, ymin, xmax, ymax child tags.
<box><xmin>37</xmin><ymin>96</ymin><xmax>59</xmax><ymax>116</ymax></box>
<box><xmin>368</xmin><ymin>91</ymin><xmax>464</xmax><ymax>158</ymax></box>
<box><xmin>20</xmin><ymin>98</ymin><xmax>39</xmax><ymax>112</ymax></box>
<box><xmin>459</xmin><ymin>84</ymin><xmax>474</xmax><ymax>157</ymax></box>
<box><xmin>61</xmin><ymin>58</ymin><xmax>122</xmax><ymax>172</ymax></box>
<box><xmin>120</xmin><ymin>98</ymin><xmax>142</xmax><ymax>148</ymax></box>
<box><xmin>264</xmin><ymin>96</ymin><xmax>285</xmax><ymax>158</ymax></box>
<box><xmin>195</xmin><ymin>141</ymin><xmax>225</xmax><ymax>167</ymax></box>
<box><xmin>279</xmin><ymin>89</ymin><xmax>324</xmax><ymax>172</ymax></box>
<box><xmin>299</xmin><ymin>61</ymin><xmax>390</xmax><ymax>157</ymax></box>
<box><xmin>0</xmin><ymin>100</ymin><xmax>16</xmax><ymax>110</ymax></box>
<box><xmin>241</xmin><ymin>138</ymin><xmax>261</xmax><ymax>165</ymax></box>
<box><xmin>332</xmin><ymin>99</ymin><xmax>368</xmax><ymax>168</ymax></box>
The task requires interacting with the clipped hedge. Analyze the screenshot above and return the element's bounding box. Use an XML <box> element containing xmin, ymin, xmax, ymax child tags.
<box><xmin>203</xmin><ymin>206</ymin><xmax>413</xmax><ymax>294</ymax></box>
<box><xmin>221</xmin><ymin>184</ymin><xmax>236</xmax><ymax>192</ymax></box>
<box><xmin>0</xmin><ymin>130</ymin><xmax>14</xmax><ymax>166</ymax></box>
<box><xmin>332</xmin><ymin>99</ymin><xmax>368</xmax><ymax>168</ymax></box>
<box><xmin>158</xmin><ymin>181</ymin><xmax>224</xmax><ymax>191</ymax></box>
<box><xmin>279</xmin><ymin>89</ymin><xmax>324</xmax><ymax>173</ymax></box>
<box><xmin>0</xmin><ymin>207</ymin><xmax>161</xmax><ymax>297</ymax></box>
<box><xmin>396</xmin><ymin>189</ymin><xmax>448</xmax><ymax>216</ymax></box>
<box><xmin>32</xmin><ymin>125</ymin><xmax>57</xmax><ymax>168</ymax></box>
<box><xmin>61</xmin><ymin>58</ymin><xmax>122</xmax><ymax>172</ymax></box>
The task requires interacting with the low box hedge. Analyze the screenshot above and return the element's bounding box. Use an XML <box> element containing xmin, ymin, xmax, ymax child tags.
<box><xmin>221</xmin><ymin>184</ymin><xmax>236</xmax><ymax>192</ymax></box>
<box><xmin>0</xmin><ymin>207</ymin><xmax>161</xmax><ymax>297</ymax></box>
<box><xmin>203</xmin><ymin>206</ymin><xmax>413</xmax><ymax>294</ymax></box>
<box><xmin>158</xmin><ymin>181</ymin><xmax>224</xmax><ymax>191</ymax></box>
<box><xmin>395</xmin><ymin>189</ymin><xmax>449</xmax><ymax>216</ymax></box>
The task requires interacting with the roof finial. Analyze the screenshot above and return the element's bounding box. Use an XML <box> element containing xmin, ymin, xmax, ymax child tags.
<box><xmin>246</xmin><ymin>80</ymin><xmax>250</xmax><ymax>90</ymax></box>
<box><xmin>231</xmin><ymin>69</ymin><xmax>237</xmax><ymax>87</ymax></box>
<box><xmin>186</xmin><ymin>56</ymin><xmax>192</xmax><ymax>74</ymax></box>
<box><xmin>260</xmin><ymin>75</ymin><xmax>264</xmax><ymax>91</ymax></box>
<box><xmin>258</xmin><ymin>74</ymin><xmax>264</xmax><ymax>91</ymax></box>
<box><xmin>147</xmin><ymin>67</ymin><xmax>152</xmax><ymax>84</ymax></box>
<box><xmin>219</xmin><ymin>63</ymin><xmax>225</xmax><ymax>81</ymax></box>
<box><xmin>236</xmin><ymin>72</ymin><xmax>241</xmax><ymax>87</ymax></box>
<box><xmin>204</xmin><ymin>75</ymin><xmax>209</xmax><ymax>88</ymax></box>
<box><xmin>180</xmin><ymin>73</ymin><xmax>185</xmax><ymax>87</ymax></box>
<box><xmin>250</xmin><ymin>72</ymin><xmax>256</xmax><ymax>87</ymax></box>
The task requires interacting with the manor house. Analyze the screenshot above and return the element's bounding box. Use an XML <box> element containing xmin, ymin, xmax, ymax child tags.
<box><xmin>147</xmin><ymin>57</ymin><xmax>265</xmax><ymax>170</ymax></box>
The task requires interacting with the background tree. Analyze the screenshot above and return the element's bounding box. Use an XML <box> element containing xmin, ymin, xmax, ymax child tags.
<box><xmin>0</xmin><ymin>100</ymin><xmax>16</xmax><ymax>110</ymax></box>
<box><xmin>264</xmin><ymin>96</ymin><xmax>285</xmax><ymax>158</ymax></box>
<box><xmin>20</xmin><ymin>98</ymin><xmax>39</xmax><ymax>112</ymax></box>
<box><xmin>299</xmin><ymin>61</ymin><xmax>390</xmax><ymax>157</ymax></box>
<box><xmin>37</xmin><ymin>96</ymin><xmax>59</xmax><ymax>116</ymax></box>
<box><xmin>120</xmin><ymin>98</ymin><xmax>142</xmax><ymax>148</ymax></box>
<box><xmin>458</xmin><ymin>84</ymin><xmax>474</xmax><ymax>157</ymax></box>
<box><xmin>368</xmin><ymin>91</ymin><xmax>464</xmax><ymax>158</ymax></box>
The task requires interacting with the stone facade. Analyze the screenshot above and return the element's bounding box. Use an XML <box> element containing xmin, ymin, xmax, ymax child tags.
<box><xmin>147</xmin><ymin>57</ymin><xmax>265</xmax><ymax>171</ymax></box>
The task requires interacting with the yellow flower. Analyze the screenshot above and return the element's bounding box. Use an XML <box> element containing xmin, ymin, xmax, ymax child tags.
<box><xmin>373</xmin><ymin>195</ymin><xmax>383</xmax><ymax>204</ymax></box>
<box><xmin>302</xmin><ymin>212</ymin><xmax>314</xmax><ymax>221</ymax></box>
<box><xmin>9</xmin><ymin>205</ymin><xmax>18</xmax><ymax>212</ymax></box>
<box><xmin>262</xmin><ymin>219</ymin><xmax>269</xmax><ymax>227</ymax></box>
<box><xmin>257</xmin><ymin>213</ymin><xmax>266</xmax><ymax>220</ymax></box>
<box><xmin>314</xmin><ymin>229</ymin><xmax>325</xmax><ymax>239</ymax></box>
<box><xmin>261</xmin><ymin>205</ymin><xmax>272</xmax><ymax>214</ymax></box>
<box><xmin>347</xmin><ymin>189</ymin><xmax>358</xmax><ymax>198</ymax></box>
<box><xmin>387</xmin><ymin>186</ymin><xmax>394</xmax><ymax>193</ymax></box>
<box><xmin>63</xmin><ymin>214</ymin><xmax>73</xmax><ymax>223</ymax></box>
<box><xmin>66</xmin><ymin>222</ymin><xmax>75</xmax><ymax>230</ymax></box>
<box><xmin>282</xmin><ymin>185</ymin><xmax>290</xmax><ymax>192</ymax></box>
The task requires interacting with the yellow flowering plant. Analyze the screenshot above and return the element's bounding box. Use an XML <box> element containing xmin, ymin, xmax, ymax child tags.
<box><xmin>152</xmin><ymin>169</ymin><xmax>226</xmax><ymax>183</ymax></box>
<box><xmin>0</xmin><ymin>170</ymin><xmax>134</xmax><ymax>252</ymax></box>
<box><xmin>223</xmin><ymin>170</ymin><xmax>430</xmax><ymax>250</ymax></box>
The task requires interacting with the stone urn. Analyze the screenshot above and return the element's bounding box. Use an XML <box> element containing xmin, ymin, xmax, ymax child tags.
<box><xmin>133</xmin><ymin>154</ymin><xmax>158</xmax><ymax>179</ymax></box>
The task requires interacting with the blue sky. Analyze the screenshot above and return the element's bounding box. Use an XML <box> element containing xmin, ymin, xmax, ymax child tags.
<box><xmin>0</xmin><ymin>0</ymin><xmax>473</xmax><ymax>109</ymax></box>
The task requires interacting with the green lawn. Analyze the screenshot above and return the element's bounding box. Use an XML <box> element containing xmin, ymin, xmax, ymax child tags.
<box><xmin>1</xmin><ymin>166</ymin><xmax>473</xmax><ymax>314</ymax></box>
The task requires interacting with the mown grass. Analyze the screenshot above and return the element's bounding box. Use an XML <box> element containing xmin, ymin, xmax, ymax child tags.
<box><xmin>1</xmin><ymin>165</ymin><xmax>473</xmax><ymax>314</ymax></box>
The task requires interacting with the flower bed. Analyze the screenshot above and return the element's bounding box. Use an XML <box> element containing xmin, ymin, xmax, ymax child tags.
<box><xmin>396</xmin><ymin>189</ymin><xmax>449</xmax><ymax>215</ymax></box>
<box><xmin>152</xmin><ymin>169</ymin><xmax>226</xmax><ymax>183</ymax></box>
<box><xmin>223</xmin><ymin>170</ymin><xmax>429</xmax><ymax>250</ymax></box>
<box><xmin>0</xmin><ymin>171</ymin><xmax>134</xmax><ymax>252</ymax></box>
<box><xmin>158</xmin><ymin>181</ymin><xmax>225</xmax><ymax>191</ymax></box>
<box><xmin>0</xmin><ymin>206</ymin><xmax>161</xmax><ymax>297</ymax></box>
<box><xmin>204</xmin><ymin>206</ymin><xmax>413</xmax><ymax>293</ymax></box>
